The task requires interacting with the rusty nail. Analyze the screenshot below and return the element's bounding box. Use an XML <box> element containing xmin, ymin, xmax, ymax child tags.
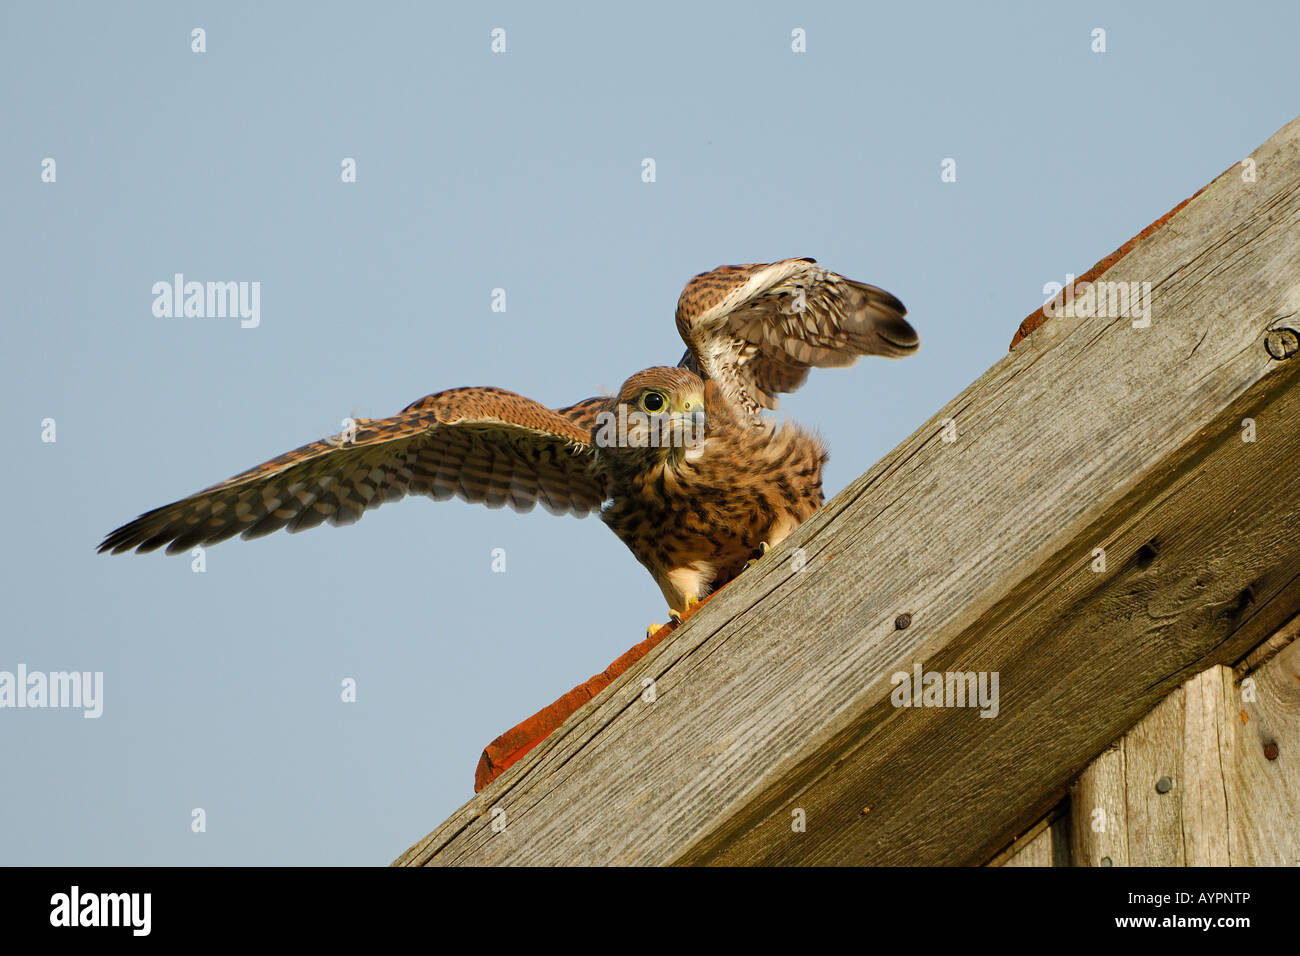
<box><xmin>895</xmin><ymin>613</ymin><xmax>912</xmax><ymax>630</ymax></box>
<box><xmin>1265</xmin><ymin>327</ymin><xmax>1299</xmax><ymax>360</ymax></box>
<box><xmin>1264</xmin><ymin>741</ymin><xmax>1279</xmax><ymax>761</ymax></box>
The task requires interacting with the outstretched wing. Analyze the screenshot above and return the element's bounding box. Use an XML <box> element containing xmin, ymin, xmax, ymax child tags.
<box><xmin>675</xmin><ymin>257</ymin><xmax>918</xmax><ymax>421</ymax></box>
<box><xmin>99</xmin><ymin>387</ymin><xmax>606</xmax><ymax>555</ymax></box>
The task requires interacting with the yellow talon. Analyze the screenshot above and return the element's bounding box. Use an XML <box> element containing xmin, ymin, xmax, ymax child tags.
<box><xmin>669</xmin><ymin>594</ymin><xmax>702</xmax><ymax>626</ymax></box>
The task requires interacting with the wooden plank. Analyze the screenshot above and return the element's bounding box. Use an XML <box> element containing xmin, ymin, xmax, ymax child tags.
<box><xmin>1231</xmin><ymin>636</ymin><xmax>1300</xmax><ymax>865</ymax></box>
<box><xmin>998</xmin><ymin>825</ymin><xmax>1053</xmax><ymax>867</ymax></box>
<box><xmin>1049</xmin><ymin>815</ymin><xmax>1071</xmax><ymax>867</ymax></box>
<box><xmin>1180</xmin><ymin>667</ymin><xmax>1236</xmax><ymax>865</ymax></box>
<box><xmin>1069</xmin><ymin>745</ymin><xmax>1128</xmax><ymax>867</ymax></box>
<box><xmin>990</xmin><ymin>804</ymin><xmax>1069</xmax><ymax>867</ymax></box>
<box><xmin>1122</xmin><ymin>686</ymin><xmax>1186</xmax><ymax>865</ymax></box>
<box><xmin>395</xmin><ymin>116</ymin><xmax>1300</xmax><ymax>867</ymax></box>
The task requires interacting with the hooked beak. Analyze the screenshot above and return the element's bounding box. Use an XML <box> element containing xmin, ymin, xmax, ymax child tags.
<box><xmin>669</xmin><ymin>403</ymin><xmax>707</xmax><ymax>449</ymax></box>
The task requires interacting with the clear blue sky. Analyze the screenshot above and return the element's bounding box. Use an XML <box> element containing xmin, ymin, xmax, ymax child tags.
<box><xmin>3</xmin><ymin>0</ymin><xmax>1297</xmax><ymax>865</ymax></box>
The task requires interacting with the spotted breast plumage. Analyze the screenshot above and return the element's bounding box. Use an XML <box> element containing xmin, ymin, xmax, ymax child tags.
<box><xmin>101</xmin><ymin>257</ymin><xmax>918</xmax><ymax>620</ymax></box>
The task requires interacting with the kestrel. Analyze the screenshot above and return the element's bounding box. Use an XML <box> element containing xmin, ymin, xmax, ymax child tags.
<box><xmin>100</xmin><ymin>257</ymin><xmax>918</xmax><ymax>620</ymax></box>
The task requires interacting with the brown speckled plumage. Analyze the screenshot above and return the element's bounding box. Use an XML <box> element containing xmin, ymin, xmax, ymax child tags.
<box><xmin>596</xmin><ymin>367</ymin><xmax>827</xmax><ymax>611</ymax></box>
<box><xmin>101</xmin><ymin>258</ymin><xmax>917</xmax><ymax>614</ymax></box>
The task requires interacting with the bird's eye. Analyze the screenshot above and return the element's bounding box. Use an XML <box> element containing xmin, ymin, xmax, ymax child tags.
<box><xmin>640</xmin><ymin>390</ymin><xmax>667</xmax><ymax>413</ymax></box>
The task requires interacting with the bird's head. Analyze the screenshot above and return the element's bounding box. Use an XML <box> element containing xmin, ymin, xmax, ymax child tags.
<box><xmin>594</xmin><ymin>366</ymin><xmax>708</xmax><ymax>467</ymax></box>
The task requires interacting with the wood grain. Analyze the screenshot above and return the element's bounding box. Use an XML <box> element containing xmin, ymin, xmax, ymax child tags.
<box><xmin>1070</xmin><ymin>745</ymin><xmax>1128</xmax><ymax>867</ymax></box>
<box><xmin>1231</xmin><ymin>636</ymin><xmax>1300</xmax><ymax>864</ymax></box>
<box><xmin>1181</xmin><ymin>668</ymin><xmax>1235</xmax><ymax>865</ymax></box>
<box><xmin>1120</xmin><ymin>684</ymin><xmax>1186</xmax><ymax>865</ymax></box>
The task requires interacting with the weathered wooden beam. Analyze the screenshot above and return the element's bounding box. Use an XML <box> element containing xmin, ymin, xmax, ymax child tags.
<box><xmin>395</xmin><ymin>115</ymin><xmax>1300</xmax><ymax>867</ymax></box>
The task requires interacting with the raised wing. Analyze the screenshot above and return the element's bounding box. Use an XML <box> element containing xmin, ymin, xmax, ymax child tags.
<box><xmin>99</xmin><ymin>387</ymin><xmax>605</xmax><ymax>555</ymax></box>
<box><xmin>675</xmin><ymin>257</ymin><xmax>918</xmax><ymax>420</ymax></box>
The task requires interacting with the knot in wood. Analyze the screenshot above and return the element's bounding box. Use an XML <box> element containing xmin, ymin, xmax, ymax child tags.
<box><xmin>1264</xmin><ymin>327</ymin><xmax>1299</xmax><ymax>360</ymax></box>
